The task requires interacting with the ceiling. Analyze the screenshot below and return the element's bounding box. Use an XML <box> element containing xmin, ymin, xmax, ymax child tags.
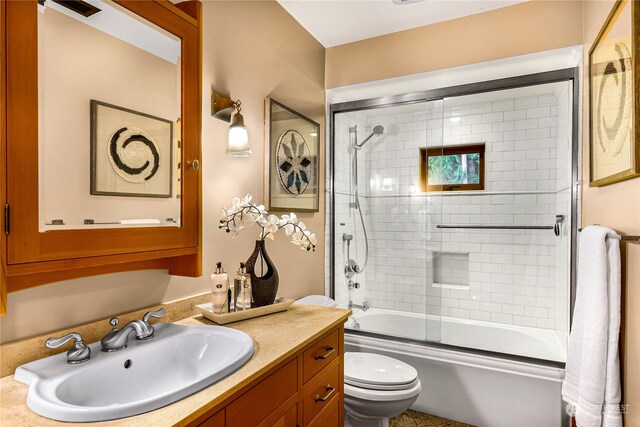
<box><xmin>277</xmin><ymin>0</ymin><xmax>528</xmax><ymax>48</ymax></box>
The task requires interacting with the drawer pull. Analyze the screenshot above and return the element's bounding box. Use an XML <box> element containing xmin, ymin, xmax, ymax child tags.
<box><xmin>315</xmin><ymin>385</ymin><xmax>335</xmax><ymax>402</ymax></box>
<box><xmin>314</xmin><ymin>346</ymin><xmax>335</xmax><ymax>360</ymax></box>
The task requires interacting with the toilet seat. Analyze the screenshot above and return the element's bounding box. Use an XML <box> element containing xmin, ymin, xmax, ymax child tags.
<box><xmin>344</xmin><ymin>352</ymin><xmax>418</xmax><ymax>386</ymax></box>
<box><xmin>344</xmin><ymin>379</ymin><xmax>422</xmax><ymax>402</ymax></box>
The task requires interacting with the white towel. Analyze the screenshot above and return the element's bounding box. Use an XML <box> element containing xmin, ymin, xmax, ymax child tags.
<box><xmin>562</xmin><ymin>225</ymin><xmax>622</xmax><ymax>427</ymax></box>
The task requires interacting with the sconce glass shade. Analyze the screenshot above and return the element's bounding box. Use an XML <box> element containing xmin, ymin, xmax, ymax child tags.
<box><xmin>225</xmin><ymin>111</ymin><xmax>251</xmax><ymax>157</ymax></box>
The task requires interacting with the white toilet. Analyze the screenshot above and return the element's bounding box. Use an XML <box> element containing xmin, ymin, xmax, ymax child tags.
<box><xmin>343</xmin><ymin>352</ymin><xmax>421</xmax><ymax>427</ymax></box>
<box><xmin>296</xmin><ymin>296</ymin><xmax>421</xmax><ymax>427</ymax></box>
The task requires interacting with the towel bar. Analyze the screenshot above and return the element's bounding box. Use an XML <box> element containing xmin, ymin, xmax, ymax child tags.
<box><xmin>577</xmin><ymin>227</ymin><xmax>640</xmax><ymax>242</ymax></box>
<box><xmin>436</xmin><ymin>225</ymin><xmax>553</xmax><ymax>230</ymax></box>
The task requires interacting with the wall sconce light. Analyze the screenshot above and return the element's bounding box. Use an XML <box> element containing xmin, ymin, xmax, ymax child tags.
<box><xmin>211</xmin><ymin>90</ymin><xmax>252</xmax><ymax>157</ymax></box>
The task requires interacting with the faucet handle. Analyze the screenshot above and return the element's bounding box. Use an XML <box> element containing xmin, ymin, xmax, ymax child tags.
<box><xmin>142</xmin><ymin>307</ymin><xmax>165</xmax><ymax>323</ymax></box>
<box><xmin>46</xmin><ymin>332</ymin><xmax>91</xmax><ymax>364</ymax></box>
<box><xmin>108</xmin><ymin>317</ymin><xmax>119</xmax><ymax>330</ymax></box>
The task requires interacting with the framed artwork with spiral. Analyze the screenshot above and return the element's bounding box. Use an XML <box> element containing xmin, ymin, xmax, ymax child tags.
<box><xmin>264</xmin><ymin>98</ymin><xmax>320</xmax><ymax>212</ymax></box>
<box><xmin>589</xmin><ymin>0</ymin><xmax>639</xmax><ymax>187</ymax></box>
<box><xmin>90</xmin><ymin>100</ymin><xmax>173</xmax><ymax>198</ymax></box>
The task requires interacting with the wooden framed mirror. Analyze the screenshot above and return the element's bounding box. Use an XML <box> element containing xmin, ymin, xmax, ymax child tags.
<box><xmin>1</xmin><ymin>0</ymin><xmax>202</xmax><ymax>314</ymax></box>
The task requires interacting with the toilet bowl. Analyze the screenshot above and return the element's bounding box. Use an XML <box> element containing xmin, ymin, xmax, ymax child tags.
<box><xmin>296</xmin><ymin>296</ymin><xmax>421</xmax><ymax>427</ymax></box>
<box><xmin>343</xmin><ymin>352</ymin><xmax>421</xmax><ymax>427</ymax></box>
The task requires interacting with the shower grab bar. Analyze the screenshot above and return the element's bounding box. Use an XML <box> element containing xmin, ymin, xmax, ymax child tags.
<box><xmin>436</xmin><ymin>224</ymin><xmax>553</xmax><ymax>230</ymax></box>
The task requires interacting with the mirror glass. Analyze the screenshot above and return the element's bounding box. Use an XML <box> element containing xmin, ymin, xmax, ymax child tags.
<box><xmin>38</xmin><ymin>0</ymin><xmax>182</xmax><ymax>231</ymax></box>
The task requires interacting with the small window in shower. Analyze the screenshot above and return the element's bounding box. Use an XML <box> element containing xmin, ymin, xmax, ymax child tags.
<box><xmin>420</xmin><ymin>144</ymin><xmax>485</xmax><ymax>191</ymax></box>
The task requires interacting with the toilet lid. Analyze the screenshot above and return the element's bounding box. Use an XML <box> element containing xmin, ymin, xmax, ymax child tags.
<box><xmin>344</xmin><ymin>353</ymin><xmax>418</xmax><ymax>389</ymax></box>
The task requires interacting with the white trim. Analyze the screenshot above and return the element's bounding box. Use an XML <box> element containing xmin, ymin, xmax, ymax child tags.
<box><xmin>327</xmin><ymin>46</ymin><xmax>583</xmax><ymax>104</ymax></box>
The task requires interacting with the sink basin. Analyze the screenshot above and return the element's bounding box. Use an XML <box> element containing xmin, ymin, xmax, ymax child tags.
<box><xmin>14</xmin><ymin>322</ymin><xmax>254</xmax><ymax>422</ymax></box>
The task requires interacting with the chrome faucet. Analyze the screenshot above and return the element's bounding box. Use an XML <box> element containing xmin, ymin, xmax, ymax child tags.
<box><xmin>46</xmin><ymin>332</ymin><xmax>91</xmax><ymax>364</ymax></box>
<box><xmin>100</xmin><ymin>308</ymin><xmax>165</xmax><ymax>352</ymax></box>
<box><xmin>348</xmin><ymin>300</ymin><xmax>369</xmax><ymax>312</ymax></box>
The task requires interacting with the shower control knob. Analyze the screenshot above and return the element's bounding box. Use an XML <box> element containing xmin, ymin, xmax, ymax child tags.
<box><xmin>353</xmin><ymin>282</ymin><xmax>360</xmax><ymax>289</ymax></box>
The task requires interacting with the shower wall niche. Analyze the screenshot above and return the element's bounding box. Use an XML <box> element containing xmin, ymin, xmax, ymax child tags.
<box><xmin>328</xmin><ymin>71</ymin><xmax>578</xmax><ymax>362</ymax></box>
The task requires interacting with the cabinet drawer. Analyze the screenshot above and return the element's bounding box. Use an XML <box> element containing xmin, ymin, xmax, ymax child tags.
<box><xmin>303</xmin><ymin>365</ymin><xmax>339</xmax><ymax>425</ymax></box>
<box><xmin>303</xmin><ymin>329</ymin><xmax>339</xmax><ymax>383</ymax></box>
<box><xmin>227</xmin><ymin>359</ymin><xmax>297</xmax><ymax>427</ymax></box>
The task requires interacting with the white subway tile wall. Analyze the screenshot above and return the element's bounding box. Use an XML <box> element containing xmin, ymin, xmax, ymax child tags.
<box><xmin>328</xmin><ymin>85</ymin><xmax>573</xmax><ymax>335</ymax></box>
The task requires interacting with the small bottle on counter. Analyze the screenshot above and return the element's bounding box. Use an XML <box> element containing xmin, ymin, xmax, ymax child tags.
<box><xmin>211</xmin><ymin>262</ymin><xmax>229</xmax><ymax>313</ymax></box>
<box><xmin>233</xmin><ymin>262</ymin><xmax>252</xmax><ymax>311</ymax></box>
<box><xmin>242</xmin><ymin>266</ymin><xmax>252</xmax><ymax>310</ymax></box>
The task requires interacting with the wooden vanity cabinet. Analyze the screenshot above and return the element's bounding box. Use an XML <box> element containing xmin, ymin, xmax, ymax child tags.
<box><xmin>0</xmin><ymin>0</ymin><xmax>203</xmax><ymax>314</ymax></box>
<box><xmin>190</xmin><ymin>325</ymin><xmax>345</xmax><ymax>427</ymax></box>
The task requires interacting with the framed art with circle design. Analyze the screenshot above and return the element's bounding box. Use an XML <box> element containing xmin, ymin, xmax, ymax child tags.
<box><xmin>90</xmin><ymin>100</ymin><xmax>173</xmax><ymax>198</ymax></box>
<box><xmin>264</xmin><ymin>98</ymin><xmax>320</xmax><ymax>212</ymax></box>
<box><xmin>589</xmin><ymin>0</ymin><xmax>639</xmax><ymax>187</ymax></box>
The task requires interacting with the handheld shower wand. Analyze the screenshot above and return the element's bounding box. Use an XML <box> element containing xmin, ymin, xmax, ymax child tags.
<box><xmin>345</xmin><ymin>124</ymin><xmax>385</xmax><ymax>277</ymax></box>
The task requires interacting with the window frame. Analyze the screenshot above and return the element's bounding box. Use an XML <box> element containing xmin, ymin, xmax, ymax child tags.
<box><xmin>419</xmin><ymin>143</ymin><xmax>486</xmax><ymax>192</ymax></box>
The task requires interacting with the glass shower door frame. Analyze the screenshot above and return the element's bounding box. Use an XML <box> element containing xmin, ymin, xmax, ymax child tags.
<box><xmin>329</xmin><ymin>67</ymin><xmax>580</xmax><ymax>365</ymax></box>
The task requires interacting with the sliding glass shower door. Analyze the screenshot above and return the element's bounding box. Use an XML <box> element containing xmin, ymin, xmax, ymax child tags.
<box><xmin>330</xmin><ymin>99</ymin><xmax>443</xmax><ymax>343</ymax></box>
<box><xmin>430</xmin><ymin>82</ymin><xmax>573</xmax><ymax>361</ymax></box>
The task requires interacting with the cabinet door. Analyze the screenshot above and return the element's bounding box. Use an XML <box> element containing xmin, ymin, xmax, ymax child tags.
<box><xmin>200</xmin><ymin>409</ymin><xmax>225</xmax><ymax>427</ymax></box>
<box><xmin>269</xmin><ymin>404</ymin><xmax>297</xmax><ymax>427</ymax></box>
<box><xmin>3</xmin><ymin>0</ymin><xmax>201</xmax><ymax>294</ymax></box>
<box><xmin>227</xmin><ymin>359</ymin><xmax>298</xmax><ymax>427</ymax></box>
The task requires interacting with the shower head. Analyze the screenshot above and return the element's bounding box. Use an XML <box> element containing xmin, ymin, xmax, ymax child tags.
<box><xmin>355</xmin><ymin>125</ymin><xmax>385</xmax><ymax>148</ymax></box>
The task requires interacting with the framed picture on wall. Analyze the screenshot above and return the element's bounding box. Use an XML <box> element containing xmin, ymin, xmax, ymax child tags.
<box><xmin>91</xmin><ymin>100</ymin><xmax>173</xmax><ymax>198</ymax></box>
<box><xmin>264</xmin><ymin>98</ymin><xmax>320</xmax><ymax>212</ymax></box>
<box><xmin>588</xmin><ymin>0</ymin><xmax>640</xmax><ymax>187</ymax></box>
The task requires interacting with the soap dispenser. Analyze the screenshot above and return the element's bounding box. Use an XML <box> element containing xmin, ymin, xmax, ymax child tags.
<box><xmin>211</xmin><ymin>262</ymin><xmax>229</xmax><ymax>313</ymax></box>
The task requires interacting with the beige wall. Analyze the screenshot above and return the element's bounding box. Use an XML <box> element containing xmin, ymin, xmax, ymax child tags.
<box><xmin>325</xmin><ymin>0</ymin><xmax>583</xmax><ymax>89</ymax></box>
<box><xmin>582</xmin><ymin>1</ymin><xmax>640</xmax><ymax>425</ymax></box>
<box><xmin>0</xmin><ymin>0</ymin><xmax>325</xmax><ymax>343</ymax></box>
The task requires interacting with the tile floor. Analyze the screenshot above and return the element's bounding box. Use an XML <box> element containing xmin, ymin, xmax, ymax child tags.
<box><xmin>389</xmin><ymin>410</ymin><xmax>475</xmax><ymax>427</ymax></box>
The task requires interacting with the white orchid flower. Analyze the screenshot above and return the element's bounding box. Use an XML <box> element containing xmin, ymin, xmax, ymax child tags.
<box><xmin>302</xmin><ymin>230</ymin><xmax>317</xmax><ymax>245</ymax></box>
<box><xmin>260</xmin><ymin>215</ymin><xmax>280</xmax><ymax>240</ymax></box>
<box><xmin>220</xmin><ymin>195</ymin><xmax>314</xmax><ymax>250</ymax></box>
<box><xmin>284</xmin><ymin>223</ymin><xmax>295</xmax><ymax>236</ymax></box>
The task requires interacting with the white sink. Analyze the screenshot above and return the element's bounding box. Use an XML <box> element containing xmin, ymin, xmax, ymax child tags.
<box><xmin>15</xmin><ymin>323</ymin><xmax>254</xmax><ymax>422</ymax></box>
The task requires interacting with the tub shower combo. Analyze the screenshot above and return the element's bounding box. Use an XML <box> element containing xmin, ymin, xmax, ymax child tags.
<box><xmin>328</xmin><ymin>69</ymin><xmax>580</xmax><ymax>426</ymax></box>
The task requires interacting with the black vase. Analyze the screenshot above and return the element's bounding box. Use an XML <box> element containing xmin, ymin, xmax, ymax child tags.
<box><xmin>245</xmin><ymin>240</ymin><xmax>279</xmax><ymax>307</ymax></box>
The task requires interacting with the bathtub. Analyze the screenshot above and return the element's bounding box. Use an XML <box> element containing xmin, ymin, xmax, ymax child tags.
<box><xmin>345</xmin><ymin>308</ymin><xmax>568</xmax><ymax>427</ymax></box>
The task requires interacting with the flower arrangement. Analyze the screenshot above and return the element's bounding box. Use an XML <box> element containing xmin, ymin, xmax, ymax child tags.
<box><xmin>219</xmin><ymin>194</ymin><xmax>317</xmax><ymax>251</ymax></box>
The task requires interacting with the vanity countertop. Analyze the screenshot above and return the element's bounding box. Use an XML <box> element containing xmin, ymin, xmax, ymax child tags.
<box><xmin>0</xmin><ymin>304</ymin><xmax>351</xmax><ymax>426</ymax></box>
